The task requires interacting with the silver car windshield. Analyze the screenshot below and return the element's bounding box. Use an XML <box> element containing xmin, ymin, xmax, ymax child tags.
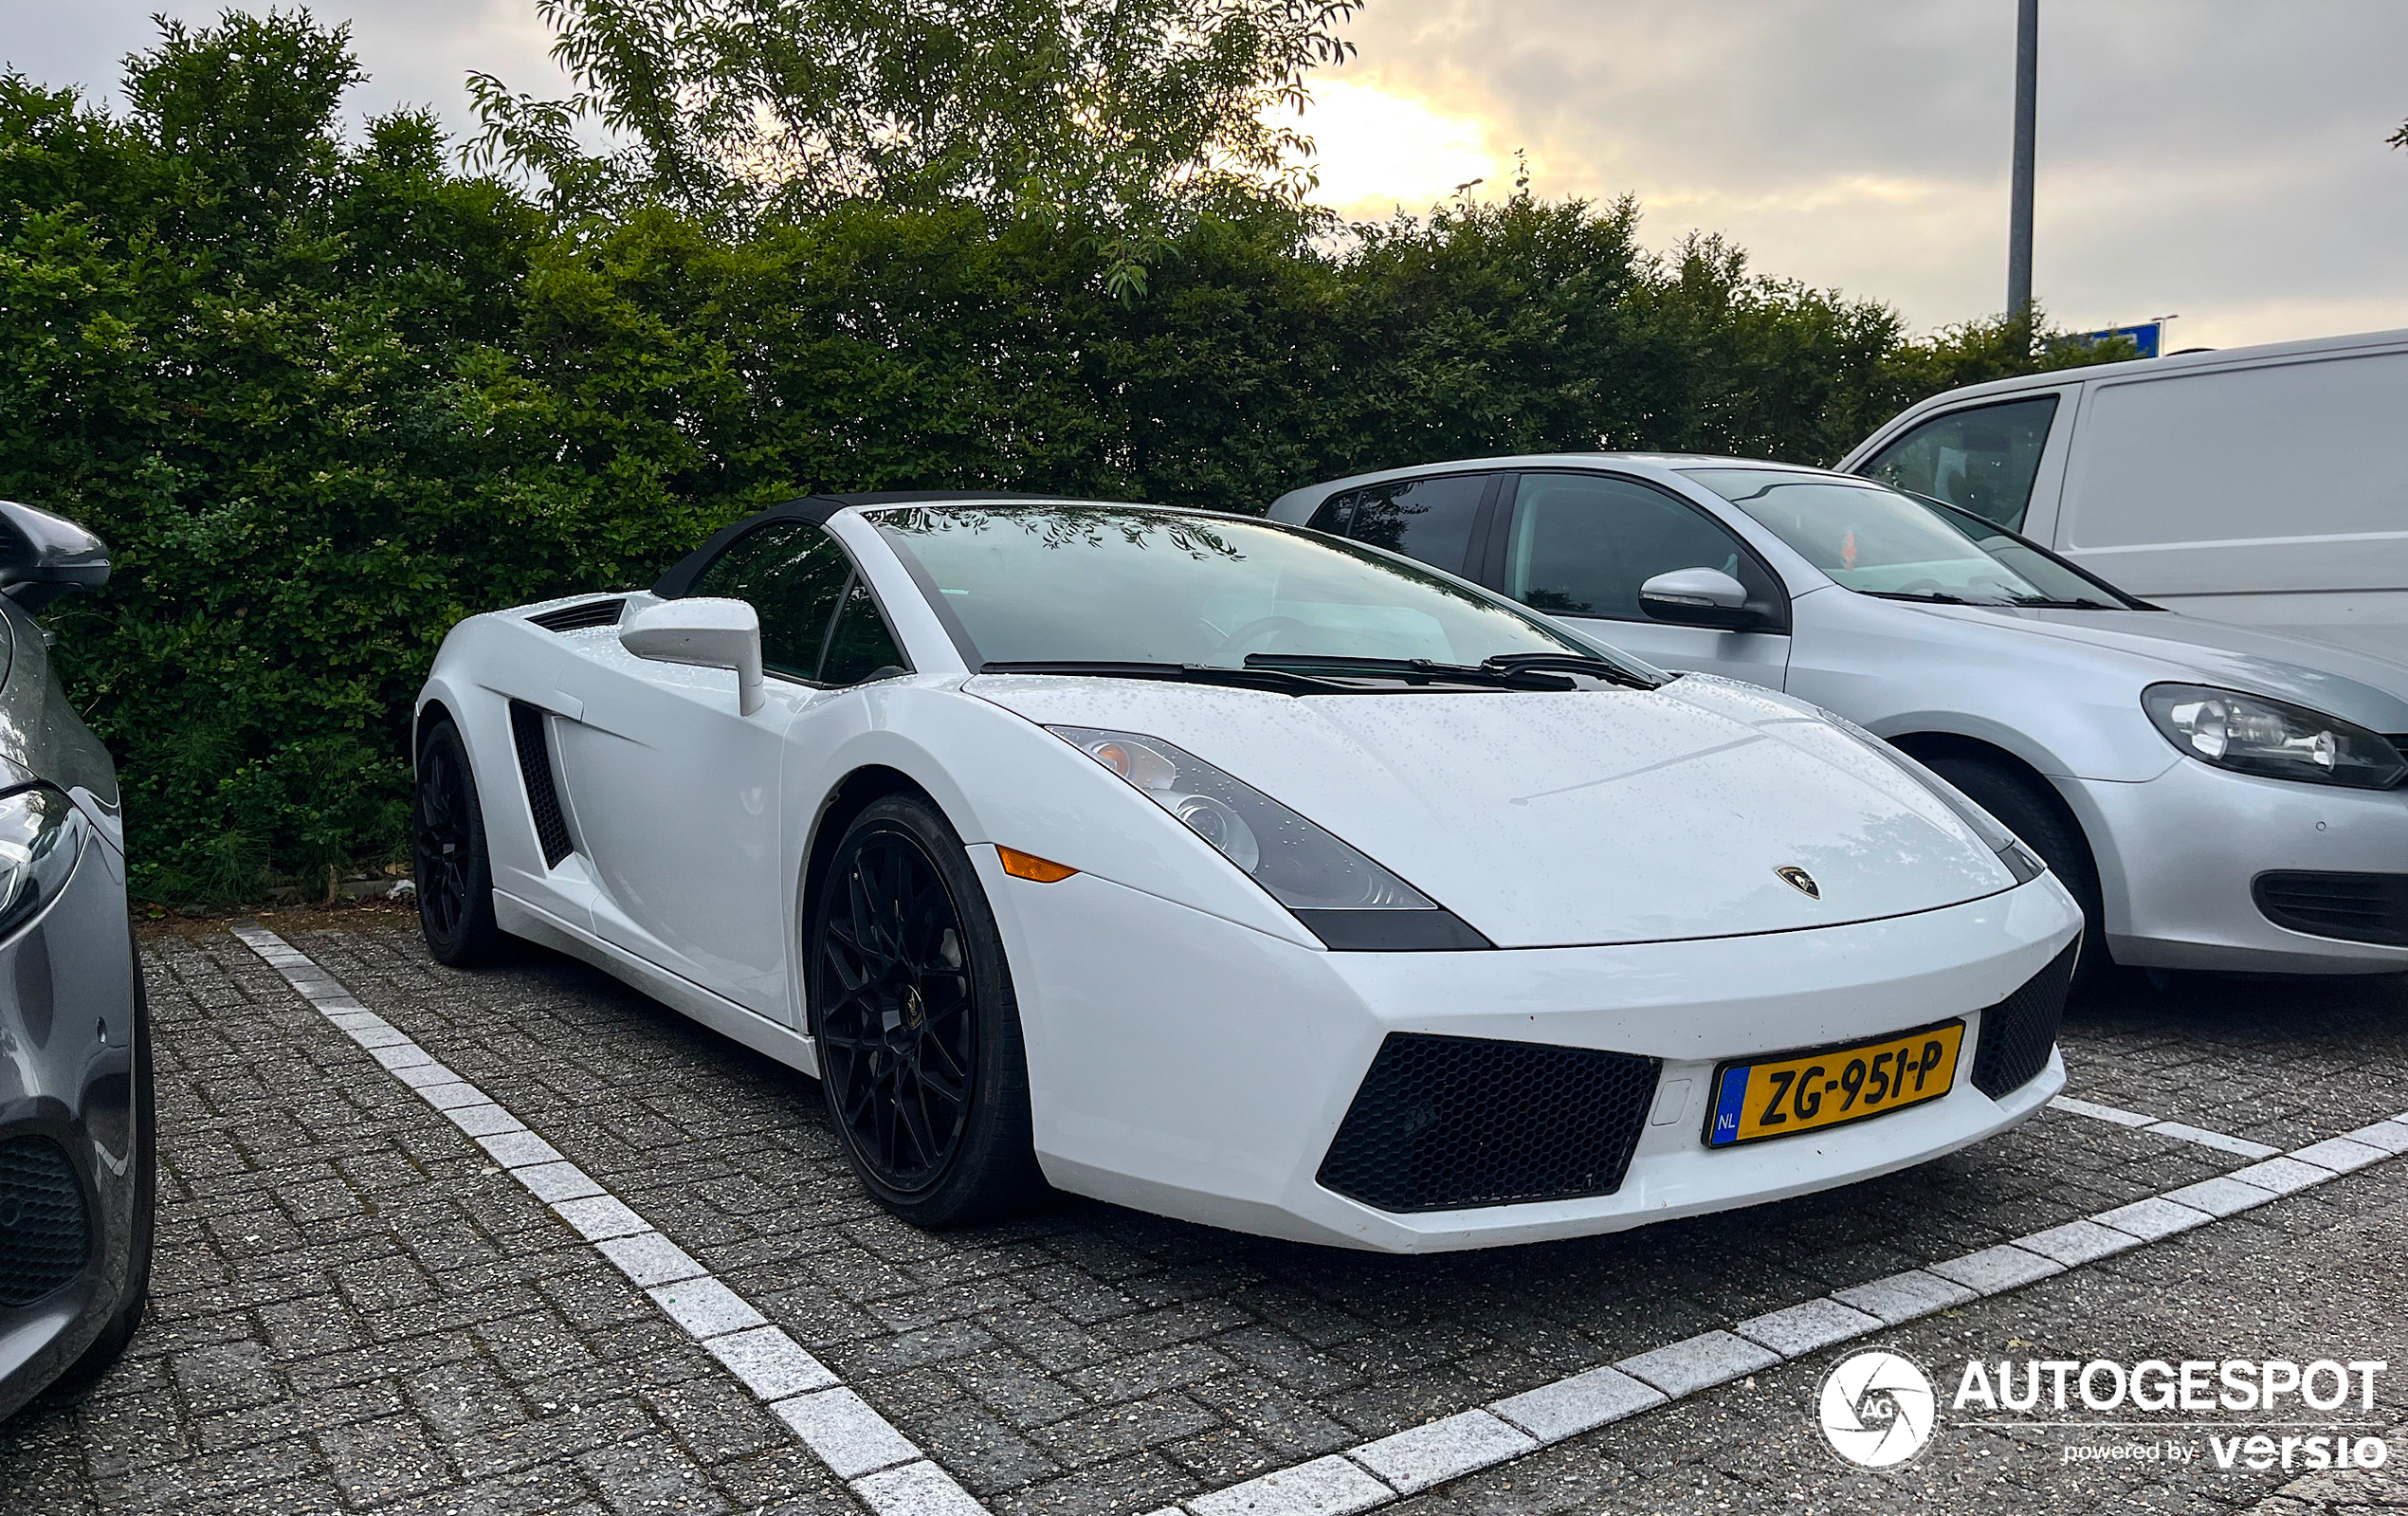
<box><xmin>870</xmin><ymin>504</ymin><xmax>1602</xmax><ymax>669</ymax></box>
<box><xmin>1683</xmin><ymin>467</ymin><xmax>2139</xmax><ymax>610</ymax></box>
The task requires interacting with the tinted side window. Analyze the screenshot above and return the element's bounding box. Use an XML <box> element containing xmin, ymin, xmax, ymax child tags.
<box><xmin>1505</xmin><ymin>473</ymin><xmax>1777</xmax><ymax>622</ymax></box>
<box><xmin>1340</xmin><ymin>473</ymin><xmax>1489</xmax><ymax>575</ymax></box>
<box><xmin>1305</xmin><ymin>491</ymin><xmax>1356</xmax><ymax>534</ymax></box>
<box><xmin>820</xmin><ymin>579</ymin><xmax>909</xmax><ymax>685</ymax></box>
<box><xmin>689</xmin><ymin>521</ymin><xmax>851</xmax><ymax>680</ymax></box>
<box><xmin>1860</xmin><ymin>394</ymin><xmax>2059</xmax><ymax>530</ymax></box>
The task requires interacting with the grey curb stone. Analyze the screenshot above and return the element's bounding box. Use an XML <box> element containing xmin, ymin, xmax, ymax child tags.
<box><xmin>597</xmin><ymin>1233</ymin><xmax>709</xmax><ymax>1288</ymax></box>
<box><xmin>1614</xmin><ymin>1330</ymin><xmax>1779</xmax><ymax>1397</ymax></box>
<box><xmin>1489</xmin><ymin>1363</ymin><xmax>1666</xmax><ymax>1443</ymax></box>
<box><xmin>514</xmin><ymin>1160</ymin><xmax>606</xmax><ymax>1204</ymax></box>
<box><xmin>706</xmin><ymin>1325</ymin><xmax>839</xmax><ymax>1399</ymax></box>
<box><xmin>446</xmin><ymin>1103</ymin><xmax>527</xmax><ymax>1139</ymax></box>
<box><xmin>1927</xmin><ymin>1244</ymin><xmax>2062</xmax><ymax>1294</ymax></box>
<box><xmin>392</xmin><ymin>1060</ymin><xmax>460</xmax><ymax>1090</ymax></box>
<box><xmin>2161</xmin><ymin>1176</ymin><xmax>2280</xmax><ymax>1217</ymax></box>
<box><xmin>2092</xmin><ymin>1195</ymin><xmax>2216</xmax><ymax>1240</ymax></box>
<box><xmin>1185</xmin><ymin>1454</ymin><xmax>1393</xmax><ymax>1516</ymax></box>
<box><xmin>479</xmin><ymin>1131</ymin><xmax>565</xmax><ymax>1168</ymax></box>
<box><xmin>772</xmin><ymin>1387</ymin><xmax>921</xmax><ymax>1479</ymax></box>
<box><xmin>852</xmin><ymin>1459</ymin><xmax>990</xmax><ymax>1516</ymax></box>
<box><xmin>1732</xmin><ymin>1297</ymin><xmax>1882</xmax><ymax>1359</ymax></box>
<box><xmin>550</xmin><ymin>1195</ymin><xmax>651</xmax><ymax>1242</ymax></box>
<box><xmin>2344</xmin><ymin>1119</ymin><xmax>2408</xmax><ymax>1155</ymax></box>
<box><xmin>1347</xmin><ymin>1409</ymin><xmax>1536</xmax><ymax>1493</ymax></box>
<box><xmin>2048</xmin><ymin>1094</ymin><xmax>2152</xmax><ymax>1126</ymax></box>
<box><xmin>2225</xmin><ymin>1156</ymin><xmax>2337</xmax><ymax>1196</ymax></box>
<box><xmin>649</xmin><ymin>1277</ymin><xmax>770</xmax><ymax>1339</ymax></box>
<box><xmin>2016</xmin><ymin>1219</ymin><xmax>2143</xmax><ymax>1267</ymax></box>
<box><xmin>414</xmin><ymin>1080</ymin><xmax>490</xmax><ymax>1112</ymax></box>
<box><xmin>2292</xmin><ymin>1136</ymin><xmax>2390</xmax><ymax>1173</ymax></box>
<box><xmin>1830</xmin><ymin>1269</ymin><xmax>1979</xmax><ymax>1324</ymax></box>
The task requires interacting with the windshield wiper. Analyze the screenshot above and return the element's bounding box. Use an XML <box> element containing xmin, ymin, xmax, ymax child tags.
<box><xmin>2007</xmin><ymin>596</ymin><xmax>2125</xmax><ymax>611</ymax></box>
<box><xmin>977</xmin><ymin>660</ymin><xmax>1352</xmax><ymax>695</ymax></box>
<box><xmin>1861</xmin><ymin>590</ymin><xmax>2016</xmax><ymax>607</ymax></box>
<box><xmin>1479</xmin><ymin>652</ymin><xmax>1663</xmax><ymax>691</ymax></box>
<box><xmin>1242</xmin><ymin>653</ymin><xmax>1580</xmax><ymax>691</ymax></box>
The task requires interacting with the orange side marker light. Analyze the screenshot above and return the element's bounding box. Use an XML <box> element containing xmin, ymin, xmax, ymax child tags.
<box><xmin>998</xmin><ymin>847</ymin><xmax>1078</xmax><ymax>883</ymax></box>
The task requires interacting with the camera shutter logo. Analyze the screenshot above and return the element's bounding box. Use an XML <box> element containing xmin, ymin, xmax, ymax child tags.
<box><xmin>1819</xmin><ymin>1351</ymin><xmax>1938</xmax><ymax>1467</ymax></box>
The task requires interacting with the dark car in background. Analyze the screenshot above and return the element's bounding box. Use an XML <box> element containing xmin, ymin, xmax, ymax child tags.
<box><xmin>0</xmin><ymin>502</ymin><xmax>151</xmax><ymax>1418</ymax></box>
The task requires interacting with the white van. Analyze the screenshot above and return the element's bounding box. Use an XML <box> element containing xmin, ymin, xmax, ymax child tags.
<box><xmin>1836</xmin><ymin>328</ymin><xmax>2408</xmax><ymax>660</ymax></box>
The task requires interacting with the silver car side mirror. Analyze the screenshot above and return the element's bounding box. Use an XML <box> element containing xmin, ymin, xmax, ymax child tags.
<box><xmin>1638</xmin><ymin>567</ymin><xmax>1755</xmax><ymax>630</ymax></box>
<box><xmin>0</xmin><ymin>501</ymin><xmax>109</xmax><ymax>613</ymax></box>
<box><xmin>619</xmin><ymin>597</ymin><xmax>766</xmax><ymax>715</ymax></box>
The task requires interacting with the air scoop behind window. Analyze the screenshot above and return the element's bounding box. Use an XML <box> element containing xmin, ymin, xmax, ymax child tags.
<box><xmin>527</xmin><ymin>598</ymin><xmax>626</xmax><ymax>632</ymax></box>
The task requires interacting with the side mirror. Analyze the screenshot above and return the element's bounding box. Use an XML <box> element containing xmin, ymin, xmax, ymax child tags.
<box><xmin>1639</xmin><ymin>567</ymin><xmax>1757</xmax><ymax>630</ymax></box>
<box><xmin>0</xmin><ymin>502</ymin><xmax>109</xmax><ymax>612</ymax></box>
<box><xmin>619</xmin><ymin>597</ymin><xmax>766</xmax><ymax>715</ymax></box>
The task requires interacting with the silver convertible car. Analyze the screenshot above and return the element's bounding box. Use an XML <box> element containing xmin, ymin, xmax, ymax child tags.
<box><xmin>1272</xmin><ymin>457</ymin><xmax>2408</xmax><ymax>977</ymax></box>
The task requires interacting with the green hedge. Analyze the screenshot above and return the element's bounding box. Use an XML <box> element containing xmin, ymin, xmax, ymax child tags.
<box><xmin>0</xmin><ymin>15</ymin><xmax>2118</xmax><ymax>901</ymax></box>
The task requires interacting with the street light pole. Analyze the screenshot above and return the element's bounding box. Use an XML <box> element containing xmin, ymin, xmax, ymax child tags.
<box><xmin>2007</xmin><ymin>0</ymin><xmax>2038</xmax><ymax>335</ymax></box>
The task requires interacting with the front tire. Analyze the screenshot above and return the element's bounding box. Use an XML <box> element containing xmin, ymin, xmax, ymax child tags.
<box><xmin>807</xmin><ymin>795</ymin><xmax>1045</xmax><ymax>1227</ymax></box>
<box><xmin>1925</xmin><ymin>755</ymin><xmax>2107</xmax><ymax>984</ymax></box>
<box><xmin>414</xmin><ymin>720</ymin><xmax>507</xmax><ymax>966</ymax></box>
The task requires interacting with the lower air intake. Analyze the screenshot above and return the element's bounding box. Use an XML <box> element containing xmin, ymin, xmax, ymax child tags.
<box><xmin>2253</xmin><ymin>870</ymin><xmax>2408</xmax><ymax>947</ymax></box>
<box><xmin>1971</xmin><ymin>939</ymin><xmax>2080</xmax><ymax>1099</ymax></box>
<box><xmin>1317</xmin><ymin>1033</ymin><xmax>1660</xmax><ymax>1214</ymax></box>
<box><xmin>0</xmin><ymin>1136</ymin><xmax>91</xmax><ymax>1306</ymax></box>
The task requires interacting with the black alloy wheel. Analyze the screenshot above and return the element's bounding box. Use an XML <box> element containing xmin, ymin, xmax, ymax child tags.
<box><xmin>810</xmin><ymin>795</ymin><xmax>1044</xmax><ymax>1226</ymax></box>
<box><xmin>414</xmin><ymin>721</ymin><xmax>506</xmax><ymax>965</ymax></box>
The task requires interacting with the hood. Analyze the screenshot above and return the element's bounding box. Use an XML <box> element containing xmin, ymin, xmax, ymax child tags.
<box><xmin>969</xmin><ymin>674</ymin><xmax>2016</xmax><ymax>950</ymax></box>
<box><xmin>1897</xmin><ymin>604</ymin><xmax>2408</xmax><ymax>734</ymax></box>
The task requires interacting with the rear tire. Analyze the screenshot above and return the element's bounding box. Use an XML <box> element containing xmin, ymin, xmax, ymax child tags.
<box><xmin>1925</xmin><ymin>755</ymin><xmax>2107</xmax><ymax>983</ymax></box>
<box><xmin>414</xmin><ymin>720</ymin><xmax>507</xmax><ymax>966</ymax></box>
<box><xmin>807</xmin><ymin>795</ymin><xmax>1047</xmax><ymax>1228</ymax></box>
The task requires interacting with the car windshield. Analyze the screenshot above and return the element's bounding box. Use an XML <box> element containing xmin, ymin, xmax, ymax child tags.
<box><xmin>869</xmin><ymin>503</ymin><xmax>1604</xmax><ymax>669</ymax></box>
<box><xmin>1681</xmin><ymin>467</ymin><xmax>2142</xmax><ymax>609</ymax></box>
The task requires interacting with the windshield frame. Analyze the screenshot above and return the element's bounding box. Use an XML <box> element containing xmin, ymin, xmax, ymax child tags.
<box><xmin>1682</xmin><ymin>466</ymin><xmax>2157</xmax><ymax>612</ymax></box>
<box><xmin>860</xmin><ymin>499</ymin><xmax>1666</xmax><ymax>685</ymax></box>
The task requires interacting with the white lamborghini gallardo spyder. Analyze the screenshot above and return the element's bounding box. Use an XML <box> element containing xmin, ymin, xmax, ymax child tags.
<box><xmin>413</xmin><ymin>492</ymin><xmax>2082</xmax><ymax>1252</ymax></box>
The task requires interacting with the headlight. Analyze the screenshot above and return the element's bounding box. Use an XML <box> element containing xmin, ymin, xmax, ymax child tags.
<box><xmin>1048</xmin><ymin>725</ymin><xmax>1491</xmax><ymax>950</ymax></box>
<box><xmin>2142</xmin><ymin>684</ymin><xmax>2406</xmax><ymax>790</ymax></box>
<box><xmin>0</xmin><ymin>786</ymin><xmax>82</xmax><ymax>937</ymax></box>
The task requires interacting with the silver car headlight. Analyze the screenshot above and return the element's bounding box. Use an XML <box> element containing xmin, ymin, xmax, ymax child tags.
<box><xmin>0</xmin><ymin>785</ymin><xmax>83</xmax><ymax>937</ymax></box>
<box><xmin>1048</xmin><ymin>725</ymin><xmax>1490</xmax><ymax>949</ymax></box>
<box><xmin>2143</xmin><ymin>684</ymin><xmax>2407</xmax><ymax>791</ymax></box>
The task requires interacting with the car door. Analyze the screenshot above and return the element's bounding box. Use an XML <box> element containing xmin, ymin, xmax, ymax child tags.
<box><xmin>1485</xmin><ymin>470</ymin><xmax>1793</xmax><ymax>686</ymax></box>
<box><xmin>552</xmin><ymin>521</ymin><xmax>904</xmax><ymax>1023</ymax></box>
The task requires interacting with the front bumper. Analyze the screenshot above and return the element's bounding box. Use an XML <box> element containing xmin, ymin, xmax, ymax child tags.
<box><xmin>2065</xmin><ymin>759</ymin><xmax>2408</xmax><ymax>974</ymax></box>
<box><xmin>0</xmin><ymin>827</ymin><xmax>143</xmax><ymax>1419</ymax></box>
<box><xmin>978</xmin><ymin>849</ymin><xmax>2081</xmax><ymax>1252</ymax></box>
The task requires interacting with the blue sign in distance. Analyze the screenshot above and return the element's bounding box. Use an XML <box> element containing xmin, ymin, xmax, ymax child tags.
<box><xmin>2061</xmin><ymin>321</ymin><xmax>2161</xmax><ymax>359</ymax></box>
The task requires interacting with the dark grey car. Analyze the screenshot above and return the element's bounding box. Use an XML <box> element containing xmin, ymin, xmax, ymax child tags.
<box><xmin>0</xmin><ymin>501</ymin><xmax>150</xmax><ymax>1418</ymax></box>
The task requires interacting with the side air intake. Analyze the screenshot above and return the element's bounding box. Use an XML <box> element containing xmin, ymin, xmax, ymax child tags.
<box><xmin>527</xmin><ymin>598</ymin><xmax>626</xmax><ymax>632</ymax></box>
<box><xmin>508</xmin><ymin>701</ymin><xmax>575</xmax><ymax>867</ymax></box>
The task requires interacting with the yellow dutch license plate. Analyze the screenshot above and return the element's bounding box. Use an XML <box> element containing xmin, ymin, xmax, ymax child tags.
<box><xmin>1705</xmin><ymin>1020</ymin><xmax>1965</xmax><ymax>1148</ymax></box>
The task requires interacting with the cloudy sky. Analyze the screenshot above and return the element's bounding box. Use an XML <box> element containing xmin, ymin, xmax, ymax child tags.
<box><xmin>9</xmin><ymin>0</ymin><xmax>2407</xmax><ymax>348</ymax></box>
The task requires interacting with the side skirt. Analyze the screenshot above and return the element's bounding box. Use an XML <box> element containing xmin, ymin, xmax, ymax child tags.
<box><xmin>493</xmin><ymin>892</ymin><xmax>821</xmax><ymax>1080</ymax></box>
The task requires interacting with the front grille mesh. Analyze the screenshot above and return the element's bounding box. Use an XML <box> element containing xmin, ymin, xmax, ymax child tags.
<box><xmin>508</xmin><ymin>701</ymin><xmax>575</xmax><ymax>868</ymax></box>
<box><xmin>1317</xmin><ymin>1033</ymin><xmax>1660</xmax><ymax>1213</ymax></box>
<box><xmin>2253</xmin><ymin>871</ymin><xmax>2408</xmax><ymax>947</ymax></box>
<box><xmin>0</xmin><ymin>1136</ymin><xmax>91</xmax><ymax>1306</ymax></box>
<box><xmin>1971</xmin><ymin>940</ymin><xmax>2080</xmax><ymax>1098</ymax></box>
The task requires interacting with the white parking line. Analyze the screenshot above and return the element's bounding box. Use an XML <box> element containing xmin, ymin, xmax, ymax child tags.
<box><xmin>1141</xmin><ymin>1107</ymin><xmax>2408</xmax><ymax>1516</ymax></box>
<box><xmin>2047</xmin><ymin>1094</ymin><xmax>2283</xmax><ymax>1158</ymax></box>
<box><xmin>230</xmin><ymin>925</ymin><xmax>974</xmax><ymax>1516</ymax></box>
<box><xmin>230</xmin><ymin>925</ymin><xmax>2408</xmax><ymax>1516</ymax></box>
